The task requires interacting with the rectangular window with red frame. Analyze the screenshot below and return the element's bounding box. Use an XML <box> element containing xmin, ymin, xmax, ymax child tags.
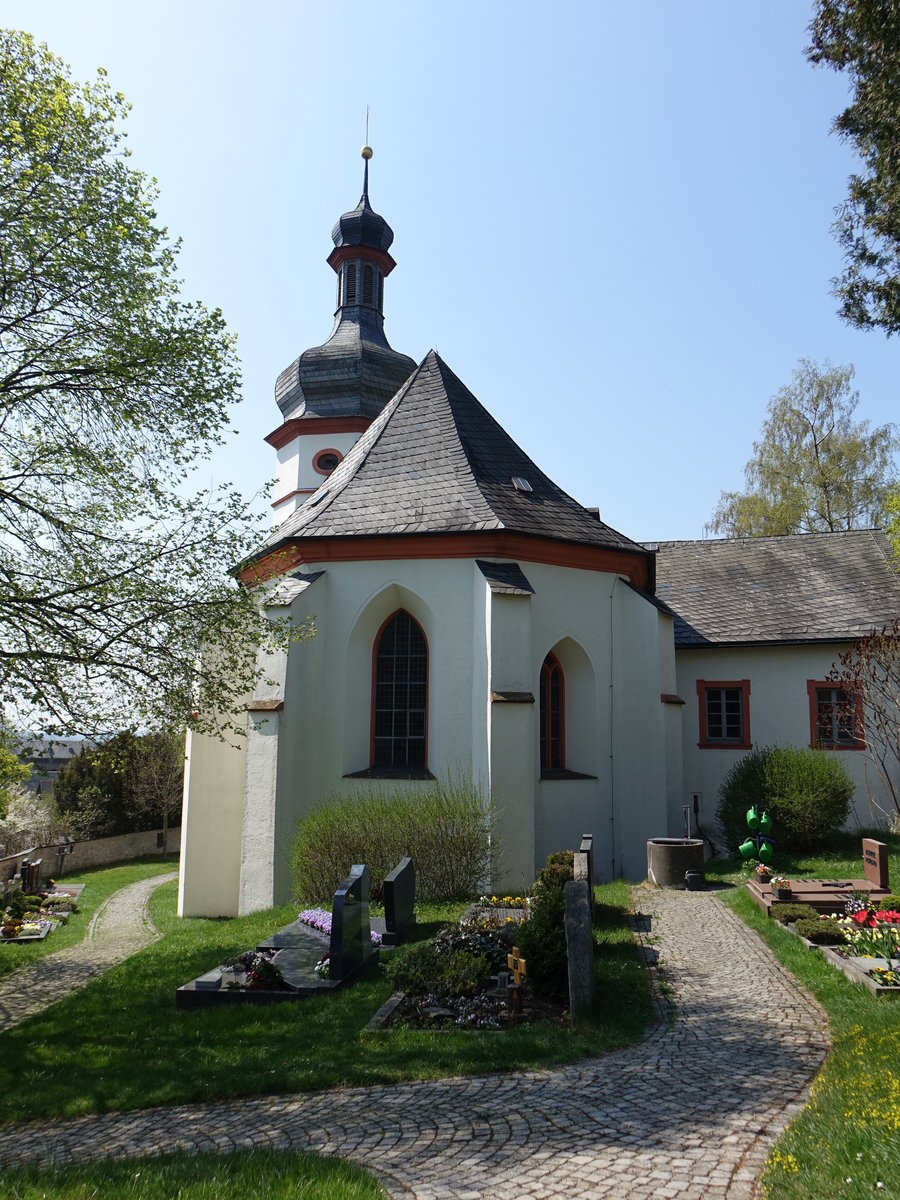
<box><xmin>697</xmin><ymin>679</ymin><xmax>751</xmax><ymax>749</ymax></box>
<box><xmin>806</xmin><ymin>681</ymin><xmax>864</xmax><ymax>749</ymax></box>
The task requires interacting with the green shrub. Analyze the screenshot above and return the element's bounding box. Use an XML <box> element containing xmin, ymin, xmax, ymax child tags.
<box><xmin>290</xmin><ymin>774</ymin><xmax>497</xmax><ymax>902</ymax></box>
<box><xmin>717</xmin><ymin>746</ymin><xmax>854</xmax><ymax>852</ymax></box>
<box><xmin>769</xmin><ymin>902</ymin><xmax>819</xmax><ymax>925</ymax></box>
<box><xmin>433</xmin><ymin>916</ymin><xmax>515</xmax><ymax>972</ymax></box>
<box><xmin>880</xmin><ymin>893</ymin><xmax>900</xmax><ymax>911</ymax></box>
<box><xmin>795</xmin><ymin>916</ymin><xmax>845</xmax><ymax>944</ymax></box>
<box><xmin>516</xmin><ymin>854</ymin><xmax>574</xmax><ymax>1000</ymax></box>
<box><xmin>384</xmin><ymin>940</ymin><xmax>490</xmax><ymax>996</ymax></box>
<box><xmin>6</xmin><ymin>892</ymin><xmax>42</xmax><ymax>918</ymax></box>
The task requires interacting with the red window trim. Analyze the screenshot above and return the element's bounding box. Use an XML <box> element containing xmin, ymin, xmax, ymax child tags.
<box><xmin>540</xmin><ymin>652</ymin><xmax>566</xmax><ymax>771</ymax></box>
<box><xmin>369</xmin><ymin>609</ymin><xmax>429</xmax><ymax>770</ymax></box>
<box><xmin>806</xmin><ymin>680</ymin><xmax>865</xmax><ymax>750</ymax></box>
<box><xmin>696</xmin><ymin>679</ymin><xmax>751</xmax><ymax>749</ymax></box>
<box><xmin>312</xmin><ymin>448</ymin><xmax>344</xmax><ymax>477</ymax></box>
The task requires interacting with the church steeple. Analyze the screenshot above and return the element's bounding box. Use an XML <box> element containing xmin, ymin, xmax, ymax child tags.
<box><xmin>329</xmin><ymin>146</ymin><xmax>396</xmax><ymax>316</ymax></box>
<box><xmin>267</xmin><ymin>147</ymin><xmax>416</xmax><ymax>526</ymax></box>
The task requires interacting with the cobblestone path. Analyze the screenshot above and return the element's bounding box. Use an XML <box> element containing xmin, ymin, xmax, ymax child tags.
<box><xmin>0</xmin><ymin>887</ymin><xmax>828</xmax><ymax>1199</ymax></box>
<box><xmin>0</xmin><ymin>871</ymin><xmax>177</xmax><ymax>1033</ymax></box>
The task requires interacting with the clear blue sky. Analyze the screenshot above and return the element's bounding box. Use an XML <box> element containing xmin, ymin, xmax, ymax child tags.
<box><xmin>5</xmin><ymin>1</ymin><xmax>898</xmax><ymax>542</ymax></box>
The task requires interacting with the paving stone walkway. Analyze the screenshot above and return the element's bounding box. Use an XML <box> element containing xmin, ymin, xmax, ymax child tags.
<box><xmin>0</xmin><ymin>871</ymin><xmax>177</xmax><ymax>1033</ymax></box>
<box><xmin>0</xmin><ymin>886</ymin><xmax>829</xmax><ymax>1199</ymax></box>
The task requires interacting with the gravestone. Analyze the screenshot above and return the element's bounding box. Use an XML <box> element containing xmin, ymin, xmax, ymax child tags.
<box><xmin>329</xmin><ymin>864</ymin><xmax>375</xmax><ymax>983</ymax></box>
<box><xmin>574</xmin><ymin>834</ymin><xmax>594</xmax><ymax>918</ymax></box>
<box><xmin>862</xmin><ymin>838</ymin><xmax>890</xmax><ymax>892</ymax></box>
<box><xmin>381</xmin><ymin>856</ymin><xmax>415</xmax><ymax>946</ymax></box>
<box><xmin>564</xmin><ymin>879</ymin><xmax>595</xmax><ymax>1023</ymax></box>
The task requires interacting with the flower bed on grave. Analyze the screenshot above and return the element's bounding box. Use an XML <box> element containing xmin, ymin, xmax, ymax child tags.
<box><xmin>776</xmin><ymin>894</ymin><xmax>900</xmax><ymax>995</ymax></box>
<box><xmin>1</xmin><ymin>885</ymin><xmax>80</xmax><ymax>942</ymax></box>
<box><xmin>381</xmin><ymin>910</ymin><xmax>563</xmax><ymax>1030</ymax></box>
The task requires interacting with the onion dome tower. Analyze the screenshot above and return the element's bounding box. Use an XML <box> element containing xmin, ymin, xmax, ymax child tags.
<box><xmin>267</xmin><ymin>146</ymin><xmax>416</xmax><ymax>525</ymax></box>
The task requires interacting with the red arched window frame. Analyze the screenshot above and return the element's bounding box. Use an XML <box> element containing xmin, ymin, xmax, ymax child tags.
<box><xmin>370</xmin><ymin>610</ymin><xmax>429</xmax><ymax>770</ymax></box>
<box><xmin>540</xmin><ymin>652</ymin><xmax>565</xmax><ymax>771</ymax></box>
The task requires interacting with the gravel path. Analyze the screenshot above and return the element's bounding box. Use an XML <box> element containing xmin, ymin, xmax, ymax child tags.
<box><xmin>0</xmin><ymin>871</ymin><xmax>177</xmax><ymax>1033</ymax></box>
<box><xmin>0</xmin><ymin>885</ymin><xmax>829</xmax><ymax>1198</ymax></box>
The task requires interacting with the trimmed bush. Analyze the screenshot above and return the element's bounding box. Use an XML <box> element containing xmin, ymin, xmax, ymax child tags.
<box><xmin>516</xmin><ymin>854</ymin><xmax>574</xmax><ymax>1000</ymax></box>
<box><xmin>383</xmin><ymin>940</ymin><xmax>491</xmax><ymax>997</ymax></box>
<box><xmin>880</xmin><ymin>894</ymin><xmax>900</xmax><ymax>911</ymax></box>
<box><xmin>290</xmin><ymin>775</ymin><xmax>496</xmax><ymax>903</ymax></box>
<box><xmin>770</xmin><ymin>902</ymin><xmax>819</xmax><ymax>925</ymax></box>
<box><xmin>795</xmin><ymin>916</ymin><xmax>845</xmax><ymax>944</ymax></box>
<box><xmin>717</xmin><ymin>746</ymin><xmax>854</xmax><ymax>852</ymax></box>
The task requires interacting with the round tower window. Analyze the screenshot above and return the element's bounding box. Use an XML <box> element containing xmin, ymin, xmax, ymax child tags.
<box><xmin>313</xmin><ymin>450</ymin><xmax>342</xmax><ymax>475</ymax></box>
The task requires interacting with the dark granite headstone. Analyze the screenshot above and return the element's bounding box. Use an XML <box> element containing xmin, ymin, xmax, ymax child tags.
<box><xmin>329</xmin><ymin>864</ymin><xmax>375</xmax><ymax>982</ymax></box>
<box><xmin>863</xmin><ymin>838</ymin><xmax>890</xmax><ymax>891</ymax></box>
<box><xmin>382</xmin><ymin>856</ymin><xmax>416</xmax><ymax>945</ymax></box>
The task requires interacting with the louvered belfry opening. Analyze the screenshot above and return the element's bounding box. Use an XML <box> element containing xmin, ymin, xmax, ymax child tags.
<box><xmin>345</xmin><ymin>262</ymin><xmax>357</xmax><ymax>304</ymax></box>
<box><xmin>373</xmin><ymin>611</ymin><xmax>427</xmax><ymax>768</ymax></box>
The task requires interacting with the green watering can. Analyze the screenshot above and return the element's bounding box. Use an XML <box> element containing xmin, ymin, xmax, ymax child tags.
<box><xmin>739</xmin><ymin>838</ymin><xmax>756</xmax><ymax>860</ymax></box>
<box><xmin>746</xmin><ymin>806</ymin><xmax>760</xmax><ymax>831</ymax></box>
<box><xmin>758</xmin><ymin>840</ymin><xmax>773</xmax><ymax>863</ymax></box>
<box><xmin>759</xmin><ymin>811</ymin><xmax>772</xmax><ymax>834</ymax></box>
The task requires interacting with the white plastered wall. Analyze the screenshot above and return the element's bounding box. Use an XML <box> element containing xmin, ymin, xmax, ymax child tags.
<box><xmin>677</xmin><ymin>643</ymin><xmax>900</xmax><ymax>844</ymax></box>
<box><xmin>239</xmin><ymin>557</ymin><xmax>491</xmax><ymax>912</ymax></box>
<box><xmin>522</xmin><ymin>564</ymin><xmax>668</xmax><ymax>883</ymax></box>
<box><xmin>179</xmin><ymin>726</ymin><xmax>247</xmax><ymax>918</ymax></box>
<box><xmin>272</xmin><ymin>431</ymin><xmax>364</xmax><ymax>526</ymax></box>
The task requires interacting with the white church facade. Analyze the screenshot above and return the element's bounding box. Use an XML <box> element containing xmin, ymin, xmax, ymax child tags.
<box><xmin>179</xmin><ymin>158</ymin><xmax>900</xmax><ymax>918</ymax></box>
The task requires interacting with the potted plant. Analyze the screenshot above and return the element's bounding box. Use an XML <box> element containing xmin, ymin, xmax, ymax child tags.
<box><xmin>772</xmin><ymin>876</ymin><xmax>792</xmax><ymax>901</ymax></box>
<box><xmin>754</xmin><ymin>863</ymin><xmax>773</xmax><ymax>884</ymax></box>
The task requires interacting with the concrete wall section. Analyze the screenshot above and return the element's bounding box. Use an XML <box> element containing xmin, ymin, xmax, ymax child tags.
<box><xmin>2</xmin><ymin>827</ymin><xmax>181</xmax><ymax>885</ymax></box>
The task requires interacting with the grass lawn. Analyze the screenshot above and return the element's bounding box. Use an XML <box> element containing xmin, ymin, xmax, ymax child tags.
<box><xmin>708</xmin><ymin>831</ymin><xmax>900</xmax><ymax>1200</ymax></box>
<box><xmin>0</xmin><ymin>876</ymin><xmax>651</xmax><ymax>1122</ymax></box>
<box><xmin>0</xmin><ymin>858</ymin><xmax>179</xmax><ymax>981</ymax></box>
<box><xmin>0</xmin><ymin>1149</ymin><xmax>385</xmax><ymax>1199</ymax></box>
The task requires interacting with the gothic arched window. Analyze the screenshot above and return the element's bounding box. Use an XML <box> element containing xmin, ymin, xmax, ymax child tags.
<box><xmin>539</xmin><ymin>652</ymin><xmax>565</xmax><ymax>771</ymax></box>
<box><xmin>372</xmin><ymin>611</ymin><xmax>428</xmax><ymax>769</ymax></box>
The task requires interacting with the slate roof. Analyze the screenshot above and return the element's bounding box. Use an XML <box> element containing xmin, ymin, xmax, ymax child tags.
<box><xmin>654</xmin><ymin>530</ymin><xmax>900</xmax><ymax>647</ymax></box>
<box><xmin>331</xmin><ymin>188</ymin><xmax>395</xmax><ymax>253</ymax></box>
<box><xmin>262</xmin><ymin>351</ymin><xmax>647</xmax><ymax>556</ymax></box>
<box><xmin>275</xmin><ymin>307</ymin><xmax>416</xmax><ymax>421</ymax></box>
<box><xmin>476</xmin><ymin>560</ymin><xmax>535</xmax><ymax>595</ymax></box>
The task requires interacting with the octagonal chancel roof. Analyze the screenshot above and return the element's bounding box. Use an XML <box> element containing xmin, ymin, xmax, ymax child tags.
<box><xmin>261</xmin><ymin>350</ymin><xmax>645</xmax><ymax>556</ymax></box>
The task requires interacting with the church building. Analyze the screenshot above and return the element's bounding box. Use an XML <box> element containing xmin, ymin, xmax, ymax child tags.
<box><xmin>178</xmin><ymin>154</ymin><xmax>900</xmax><ymax>918</ymax></box>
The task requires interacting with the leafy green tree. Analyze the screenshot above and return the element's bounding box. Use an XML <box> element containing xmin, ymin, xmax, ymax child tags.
<box><xmin>808</xmin><ymin>1</ymin><xmax>900</xmax><ymax>332</ymax></box>
<box><xmin>0</xmin><ymin>729</ymin><xmax>30</xmax><ymax>821</ymax></box>
<box><xmin>707</xmin><ymin>359</ymin><xmax>898</xmax><ymax>536</ymax></box>
<box><xmin>886</xmin><ymin>488</ymin><xmax>900</xmax><ymax>554</ymax></box>
<box><xmin>53</xmin><ymin>730</ymin><xmax>183</xmax><ymax>839</ymax></box>
<box><xmin>0</xmin><ymin>31</ymin><xmax>301</xmax><ymax>740</ymax></box>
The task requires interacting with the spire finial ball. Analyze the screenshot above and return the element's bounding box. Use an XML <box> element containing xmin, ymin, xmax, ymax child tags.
<box><xmin>361</xmin><ymin>145</ymin><xmax>373</xmax><ymax>160</ymax></box>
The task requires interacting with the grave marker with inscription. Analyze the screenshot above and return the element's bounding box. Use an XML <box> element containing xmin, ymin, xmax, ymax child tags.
<box><xmin>862</xmin><ymin>838</ymin><xmax>890</xmax><ymax>892</ymax></box>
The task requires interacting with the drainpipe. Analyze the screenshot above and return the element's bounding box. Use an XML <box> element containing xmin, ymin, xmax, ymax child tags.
<box><xmin>608</xmin><ymin>574</ymin><xmax>618</xmax><ymax>878</ymax></box>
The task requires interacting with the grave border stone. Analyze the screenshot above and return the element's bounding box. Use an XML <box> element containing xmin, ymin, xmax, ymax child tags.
<box><xmin>564</xmin><ymin>878</ymin><xmax>595</xmax><ymax>1023</ymax></box>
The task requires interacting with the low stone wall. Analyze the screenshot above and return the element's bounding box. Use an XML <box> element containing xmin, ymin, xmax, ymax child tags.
<box><xmin>1</xmin><ymin>827</ymin><xmax>180</xmax><ymax>884</ymax></box>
